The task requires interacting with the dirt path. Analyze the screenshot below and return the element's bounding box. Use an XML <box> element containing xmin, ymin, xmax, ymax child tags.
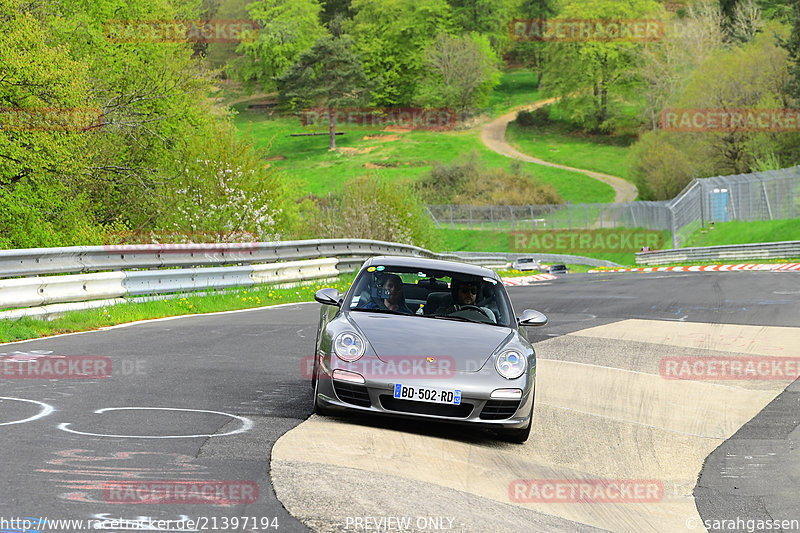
<box><xmin>480</xmin><ymin>98</ymin><xmax>638</xmax><ymax>203</ymax></box>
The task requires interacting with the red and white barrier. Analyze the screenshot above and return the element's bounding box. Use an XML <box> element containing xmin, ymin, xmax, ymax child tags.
<box><xmin>502</xmin><ymin>274</ymin><xmax>557</xmax><ymax>286</ymax></box>
<box><xmin>587</xmin><ymin>263</ymin><xmax>800</xmax><ymax>274</ymax></box>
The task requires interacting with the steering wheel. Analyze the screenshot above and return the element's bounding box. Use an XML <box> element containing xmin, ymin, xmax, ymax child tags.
<box><xmin>450</xmin><ymin>305</ymin><xmax>492</xmax><ymax>320</ymax></box>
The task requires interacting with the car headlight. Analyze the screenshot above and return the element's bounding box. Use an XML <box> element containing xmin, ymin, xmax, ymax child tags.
<box><xmin>495</xmin><ymin>350</ymin><xmax>526</xmax><ymax>380</ymax></box>
<box><xmin>334</xmin><ymin>332</ymin><xmax>366</xmax><ymax>362</ymax></box>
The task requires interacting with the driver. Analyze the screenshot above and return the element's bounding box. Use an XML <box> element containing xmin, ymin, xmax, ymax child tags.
<box><xmin>438</xmin><ymin>277</ymin><xmax>496</xmax><ymax>322</ymax></box>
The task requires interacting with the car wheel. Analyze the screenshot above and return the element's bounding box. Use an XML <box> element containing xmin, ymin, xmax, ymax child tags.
<box><xmin>499</xmin><ymin>401</ymin><xmax>533</xmax><ymax>443</ymax></box>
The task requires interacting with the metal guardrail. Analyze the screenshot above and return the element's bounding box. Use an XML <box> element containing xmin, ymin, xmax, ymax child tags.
<box><xmin>0</xmin><ymin>240</ymin><xmax>512</xmax><ymax>320</ymax></box>
<box><xmin>635</xmin><ymin>241</ymin><xmax>800</xmax><ymax>266</ymax></box>
<box><xmin>448</xmin><ymin>251</ymin><xmax>621</xmax><ymax>269</ymax></box>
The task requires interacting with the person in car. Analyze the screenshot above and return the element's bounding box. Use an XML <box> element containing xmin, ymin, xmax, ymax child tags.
<box><xmin>439</xmin><ymin>278</ymin><xmax>496</xmax><ymax>322</ymax></box>
<box><xmin>362</xmin><ymin>273</ymin><xmax>413</xmax><ymax>314</ymax></box>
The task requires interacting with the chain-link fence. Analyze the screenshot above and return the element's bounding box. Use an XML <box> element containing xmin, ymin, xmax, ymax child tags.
<box><xmin>426</xmin><ymin>166</ymin><xmax>800</xmax><ymax>248</ymax></box>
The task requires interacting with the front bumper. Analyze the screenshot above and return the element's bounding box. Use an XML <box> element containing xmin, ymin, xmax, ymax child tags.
<box><xmin>315</xmin><ymin>358</ymin><xmax>535</xmax><ymax>429</ymax></box>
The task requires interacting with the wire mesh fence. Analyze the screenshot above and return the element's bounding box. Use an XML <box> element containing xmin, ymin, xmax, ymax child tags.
<box><xmin>426</xmin><ymin>166</ymin><xmax>800</xmax><ymax>248</ymax></box>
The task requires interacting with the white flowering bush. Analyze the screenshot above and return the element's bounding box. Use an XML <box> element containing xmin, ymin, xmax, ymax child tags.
<box><xmin>157</xmin><ymin>123</ymin><xmax>292</xmax><ymax>242</ymax></box>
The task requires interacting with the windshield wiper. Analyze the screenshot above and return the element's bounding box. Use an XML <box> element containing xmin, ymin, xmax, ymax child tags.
<box><xmin>350</xmin><ymin>307</ymin><xmax>411</xmax><ymax>316</ymax></box>
<box><xmin>429</xmin><ymin>314</ymin><xmax>481</xmax><ymax>324</ymax></box>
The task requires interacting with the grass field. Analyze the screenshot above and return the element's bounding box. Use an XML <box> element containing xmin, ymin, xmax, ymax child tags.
<box><xmin>234</xmin><ymin>111</ymin><xmax>615</xmax><ymax>203</ymax></box>
<box><xmin>231</xmin><ymin>67</ymin><xmax>616</xmax><ymax>204</ymax></box>
<box><xmin>683</xmin><ymin>219</ymin><xmax>800</xmax><ymax>247</ymax></box>
<box><xmin>505</xmin><ymin>119</ymin><xmax>636</xmax><ymax>181</ymax></box>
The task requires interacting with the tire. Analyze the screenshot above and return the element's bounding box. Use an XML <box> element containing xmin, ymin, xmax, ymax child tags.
<box><xmin>498</xmin><ymin>401</ymin><xmax>533</xmax><ymax>443</ymax></box>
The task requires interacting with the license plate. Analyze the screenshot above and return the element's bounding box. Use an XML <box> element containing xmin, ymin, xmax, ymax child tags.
<box><xmin>393</xmin><ymin>384</ymin><xmax>461</xmax><ymax>405</ymax></box>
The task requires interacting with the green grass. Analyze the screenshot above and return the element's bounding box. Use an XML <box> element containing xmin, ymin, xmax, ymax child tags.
<box><xmin>505</xmin><ymin>120</ymin><xmax>636</xmax><ymax>181</ymax></box>
<box><xmin>229</xmin><ymin>68</ymin><xmax>615</xmax><ymax>204</ymax></box>
<box><xmin>234</xmin><ymin>110</ymin><xmax>615</xmax><ymax>203</ymax></box>
<box><xmin>483</xmin><ymin>69</ymin><xmax>541</xmax><ymax>115</ymax></box>
<box><xmin>0</xmin><ymin>276</ymin><xmax>355</xmax><ymax>343</ymax></box>
<box><xmin>682</xmin><ymin>219</ymin><xmax>800</xmax><ymax>248</ymax></box>
<box><xmin>431</xmin><ymin>228</ymin><xmax>662</xmax><ymax>266</ymax></box>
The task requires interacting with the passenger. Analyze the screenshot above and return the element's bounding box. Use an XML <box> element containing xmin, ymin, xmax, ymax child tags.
<box><xmin>363</xmin><ymin>273</ymin><xmax>413</xmax><ymax>314</ymax></box>
<box><xmin>439</xmin><ymin>278</ymin><xmax>496</xmax><ymax>322</ymax></box>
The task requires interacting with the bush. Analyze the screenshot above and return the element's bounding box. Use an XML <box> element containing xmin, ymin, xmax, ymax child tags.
<box><xmin>300</xmin><ymin>176</ymin><xmax>440</xmax><ymax>249</ymax></box>
<box><xmin>416</xmin><ymin>151</ymin><xmax>562</xmax><ymax>206</ymax></box>
<box><xmin>515</xmin><ymin>106</ymin><xmax>551</xmax><ymax>127</ymax></box>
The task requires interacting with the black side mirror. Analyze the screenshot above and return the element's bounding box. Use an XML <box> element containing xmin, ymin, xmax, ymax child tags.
<box><xmin>518</xmin><ymin>309</ymin><xmax>548</xmax><ymax>327</ymax></box>
<box><xmin>314</xmin><ymin>288</ymin><xmax>342</xmax><ymax>307</ymax></box>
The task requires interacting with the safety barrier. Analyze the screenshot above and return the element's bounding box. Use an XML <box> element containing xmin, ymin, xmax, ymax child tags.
<box><xmin>0</xmin><ymin>240</ymin><xmax>511</xmax><ymax>320</ymax></box>
<box><xmin>635</xmin><ymin>241</ymin><xmax>800</xmax><ymax>266</ymax></box>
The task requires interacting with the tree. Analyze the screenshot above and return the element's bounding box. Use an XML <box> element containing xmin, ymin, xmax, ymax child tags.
<box><xmin>0</xmin><ymin>0</ymin><xmax>100</xmax><ymax>247</ymax></box>
<box><xmin>629</xmin><ymin>23</ymin><xmax>798</xmax><ymax>199</ymax></box>
<box><xmin>346</xmin><ymin>0</ymin><xmax>452</xmax><ymax>106</ymax></box>
<box><xmin>541</xmin><ymin>0</ymin><xmax>666</xmax><ymax>132</ymax></box>
<box><xmin>784</xmin><ymin>0</ymin><xmax>800</xmax><ymax>101</ymax></box>
<box><xmin>510</xmin><ymin>0</ymin><xmax>559</xmax><ymax>85</ymax></box>
<box><xmin>229</xmin><ymin>0</ymin><xmax>325</xmax><ymax>91</ymax></box>
<box><xmin>446</xmin><ymin>0</ymin><xmax>513</xmax><ymax>52</ymax></box>
<box><xmin>277</xmin><ymin>35</ymin><xmax>370</xmax><ymax>150</ymax></box>
<box><xmin>637</xmin><ymin>0</ymin><xmax>724</xmax><ymax>130</ymax></box>
<box><xmin>416</xmin><ymin>33</ymin><xmax>500</xmax><ymax>121</ymax></box>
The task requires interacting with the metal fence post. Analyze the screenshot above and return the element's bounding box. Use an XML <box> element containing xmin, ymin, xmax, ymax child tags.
<box><xmin>549</xmin><ymin>206</ymin><xmax>554</xmax><ymax>229</ymax></box>
<box><xmin>469</xmin><ymin>205</ymin><xmax>473</xmax><ymax>229</ymax></box>
<box><xmin>450</xmin><ymin>205</ymin><xmax>454</xmax><ymax>229</ymax></box>
<box><xmin>669</xmin><ymin>206</ymin><xmax>678</xmax><ymax>248</ymax></box>
<box><xmin>567</xmin><ymin>202</ymin><xmax>572</xmax><ymax>229</ymax></box>
<box><xmin>510</xmin><ymin>206</ymin><xmax>514</xmax><ymax>231</ymax></box>
<box><xmin>490</xmin><ymin>206</ymin><xmax>494</xmax><ymax>231</ymax></box>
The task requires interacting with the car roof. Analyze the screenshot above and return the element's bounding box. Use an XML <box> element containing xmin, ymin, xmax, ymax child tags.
<box><xmin>363</xmin><ymin>256</ymin><xmax>500</xmax><ymax>280</ymax></box>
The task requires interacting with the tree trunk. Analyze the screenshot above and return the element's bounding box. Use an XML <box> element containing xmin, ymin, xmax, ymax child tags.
<box><xmin>600</xmin><ymin>82</ymin><xmax>608</xmax><ymax>125</ymax></box>
<box><xmin>328</xmin><ymin>106</ymin><xmax>336</xmax><ymax>150</ymax></box>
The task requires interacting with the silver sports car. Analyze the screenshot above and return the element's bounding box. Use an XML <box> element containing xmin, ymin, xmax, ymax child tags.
<box><xmin>311</xmin><ymin>256</ymin><xmax>547</xmax><ymax>443</ymax></box>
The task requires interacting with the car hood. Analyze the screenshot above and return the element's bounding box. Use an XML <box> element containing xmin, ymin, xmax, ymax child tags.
<box><xmin>348</xmin><ymin>312</ymin><xmax>514</xmax><ymax>372</ymax></box>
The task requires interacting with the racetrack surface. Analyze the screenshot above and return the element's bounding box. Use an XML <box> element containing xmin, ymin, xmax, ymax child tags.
<box><xmin>1</xmin><ymin>273</ymin><xmax>798</xmax><ymax>532</ymax></box>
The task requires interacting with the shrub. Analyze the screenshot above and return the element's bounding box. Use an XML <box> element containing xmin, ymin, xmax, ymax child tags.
<box><xmin>301</xmin><ymin>176</ymin><xmax>440</xmax><ymax>249</ymax></box>
<box><xmin>515</xmin><ymin>106</ymin><xmax>551</xmax><ymax>127</ymax></box>
<box><xmin>416</xmin><ymin>151</ymin><xmax>562</xmax><ymax>206</ymax></box>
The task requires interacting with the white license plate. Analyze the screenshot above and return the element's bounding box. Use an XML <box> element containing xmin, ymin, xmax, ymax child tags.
<box><xmin>393</xmin><ymin>384</ymin><xmax>461</xmax><ymax>405</ymax></box>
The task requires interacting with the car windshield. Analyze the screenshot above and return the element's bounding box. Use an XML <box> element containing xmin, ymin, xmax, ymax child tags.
<box><xmin>345</xmin><ymin>265</ymin><xmax>514</xmax><ymax>327</ymax></box>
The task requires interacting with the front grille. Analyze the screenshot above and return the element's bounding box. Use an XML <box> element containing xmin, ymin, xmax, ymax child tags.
<box><xmin>333</xmin><ymin>381</ymin><xmax>371</xmax><ymax>407</ymax></box>
<box><xmin>480</xmin><ymin>400</ymin><xmax>521</xmax><ymax>420</ymax></box>
<box><xmin>379</xmin><ymin>396</ymin><xmax>473</xmax><ymax>418</ymax></box>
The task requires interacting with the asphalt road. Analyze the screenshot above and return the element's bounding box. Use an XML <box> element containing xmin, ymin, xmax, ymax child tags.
<box><xmin>0</xmin><ymin>272</ymin><xmax>798</xmax><ymax>532</ymax></box>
